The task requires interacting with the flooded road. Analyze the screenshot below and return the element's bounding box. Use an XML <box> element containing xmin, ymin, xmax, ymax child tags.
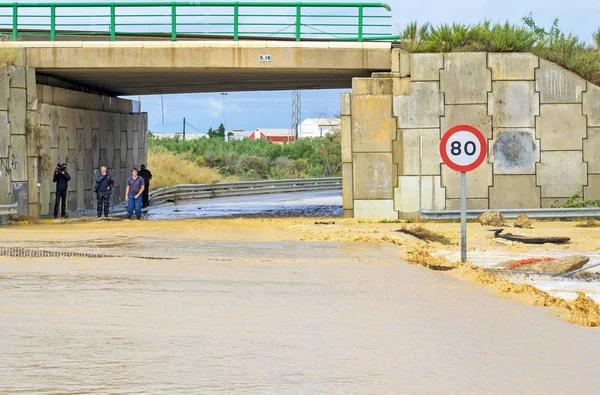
<box><xmin>1</xmin><ymin>219</ymin><xmax>600</xmax><ymax>393</ymax></box>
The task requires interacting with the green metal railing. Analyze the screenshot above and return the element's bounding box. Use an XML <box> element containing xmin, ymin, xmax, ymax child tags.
<box><xmin>0</xmin><ymin>2</ymin><xmax>395</xmax><ymax>42</ymax></box>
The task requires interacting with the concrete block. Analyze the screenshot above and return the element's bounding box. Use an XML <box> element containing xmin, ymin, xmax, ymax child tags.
<box><xmin>351</xmin><ymin>95</ymin><xmax>395</xmax><ymax>152</ymax></box>
<box><xmin>536</xmin><ymin>59</ymin><xmax>586</xmax><ymax>103</ymax></box>
<box><xmin>83</xmin><ymin>149</ymin><xmax>92</xmax><ymax>183</ymax></box>
<box><xmin>391</xmin><ymin>48</ymin><xmax>401</xmax><ymax>74</ymax></box>
<box><xmin>85</xmin><ymin>190</ymin><xmax>92</xmax><ymax>210</ymax></box>
<box><xmin>394</xmin><ymin>175</ymin><xmax>445</xmax><ymax>214</ymax></box>
<box><xmin>354</xmin><ymin>199</ymin><xmax>397</xmax><ymax>220</ymax></box>
<box><xmin>67</xmin><ymin>109</ymin><xmax>76</xmax><ymax>151</ymax></box>
<box><xmin>27</xmin><ymin>157</ymin><xmax>39</xmax><ymax>204</ymax></box>
<box><xmin>341</xmin><ymin>115</ymin><xmax>352</xmax><ymax>163</ymax></box>
<box><xmin>50</xmin><ymin>192</ymin><xmax>56</xmax><ymax>213</ymax></box>
<box><xmin>399</xmin><ymin>50</ymin><xmax>410</xmax><ymax>77</ymax></box>
<box><xmin>8</xmin><ymin>88</ymin><xmax>26</xmax><ymax>135</ymax></box>
<box><xmin>536</xmin><ymin>104</ymin><xmax>586</xmax><ymax>150</ymax></box>
<box><xmin>442</xmin><ymin>162</ymin><xmax>492</xmax><ymax>199</ymax></box>
<box><xmin>83</xmin><ymin>111</ymin><xmax>92</xmax><ymax>150</ymax></box>
<box><xmin>536</xmin><ymin>151</ymin><xmax>587</xmax><ymax>198</ymax></box>
<box><xmin>8</xmin><ymin>66</ymin><xmax>26</xmax><ymax>89</ymax></box>
<box><xmin>343</xmin><ymin>209</ymin><xmax>354</xmax><ymax>218</ymax></box>
<box><xmin>126</xmin><ymin>149</ymin><xmax>133</xmax><ymax>171</ymax></box>
<box><xmin>397</xmin><ymin>128</ymin><xmax>441</xmax><ymax>176</ymax></box>
<box><xmin>440</xmin><ymin>53</ymin><xmax>491</xmax><ymax>105</ymax></box>
<box><xmin>50</xmin><ymin>107</ymin><xmax>59</xmax><ymax>149</ymax></box>
<box><xmin>132</xmin><ymin>131</ymin><xmax>139</xmax><ymax>166</ymax></box>
<box><xmin>441</xmin><ymin>104</ymin><xmax>491</xmax><ymax>140</ymax></box>
<box><xmin>340</xmin><ymin>92</ymin><xmax>351</xmax><ymax>116</ymax></box>
<box><xmin>488</xmin><ymin>53</ymin><xmax>539</xmax><ymax>81</ymax></box>
<box><xmin>488</xmin><ymin>81</ymin><xmax>539</xmax><ymax>128</ymax></box>
<box><xmin>394</xmin><ymin>82</ymin><xmax>443</xmax><ymax>128</ymax></box>
<box><xmin>0</xmin><ymin>167</ymin><xmax>9</xmax><ymax>204</ymax></box>
<box><xmin>39</xmin><ymin>103</ymin><xmax>51</xmax><ymax>126</ymax></box>
<box><xmin>58</xmin><ymin>126</ymin><xmax>68</xmax><ymax>162</ymax></box>
<box><xmin>106</xmin><ymin>133</ymin><xmax>115</xmax><ymax>169</ymax></box>
<box><xmin>76</xmin><ymin>128</ymin><xmax>85</xmax><ymax>170</ymax></box>
<box><xmin>342</xmin><ymin>162</ymin><xmax>353</xmax><ymax>210</ymax></box>
<box><xmin>0</xmin><ymin>68</ymin><xmax>9</xmax><ymax>111</ymax></box>
<box><xmin>490</xmin><ymin>128</ymin><xmax>539</xmax><ymax>175</ymax></box>
<box><xmin>584</xmin><ymin>128</ymin><xmax>600</xmax><ymax>174</ymax></box>
<box><xmin>352</xmin><ymin>78</ymin><xmax>393</xmax><ymax>95</ymax></box>
<box><xmin>68</xmin><ymin>190</ymin><xmax>77</xmax><ymax>213</ymax></box>
<box><xmin>100</xmin><ymin>149</ymin><xmax>108</xmax><ymax>171</ymax></box>
<box><xmin>584</xmin><ymin>174</ymin><xmax>600</xmax><ymax>200</ymax></box>
<box><xmin>50</xmin><ymin>148</ymin><xmax>58</xmax><ymax>172</ymax></box>
<box><xmin>92</xmin><ymin>129</ymin><xmax>100</xmax><ymax>169</ymax></box>
<box><xmin>446</xmin><ymin>198</ymin><xmax>489</xmax><ymax>210</ymax></box>
<box><xmin>76</xmin><ymin>170</ymin><xmax>85</xmax><ymax>211</ymax></box>
<box><xmin>123</xmin><ymin>115</ymin><xmax>133</xmax><ymax>150</ymax></box>
<box><xmin>99</xmin><ymin>112</ymin><xmax>108</xmax><ymax>150</ymax></box>
<box><xmin>26</xmin><ymin>68</ymin><xmax>37</xmax><ymax>111</ymax></box>
<box><xmin>393</xmin><ymin>78</ymin><xmax>411</xmax><ymax>96</ymax></box>
<box><xmin>28</xmin><ymin>203</ymin><xmax>39</xmax><ymax>219</ymax></box>
<box><xmin>9</xmin><ymin>135</ymin><xmax>27</xmax><ymax>182</ymax></box>
<box><xmin>11</xmin><ymin>182</ymin><xmax>28</xmax><ymax>216</ymax></box>
<box><xmin>26</xmin><ymin>110</ymin><xmax>38</xmax><ymax>157</ymax></box>
<box><xmin>113</xmin><ymin>114</ymin><xmax>121</xmax><ymax>150</ymax></box>
<box><xmin>583</xmin><ymin>83</ymin><xmax>600</xmax><ymax>127</ymax></box>
<box><xmin>39</xmin><ymin>179</ymin><xmax>50</xmax><ymax>216</ymax></box>
<box><xmin>410</xmin><ymin>53</ymin><xmax>443</xmax><ymax>81</ymax></box>
<box><xmin>0</xmin><ymin>111</ymin><xmax>8</xmax><ymax>157</ymax></box>
<box><xmin>489</xmin><ymin>175</ymin><xmax>540</xmax><ymax>209</ymax></box>
<box><xmin>91</xmin><ymin>111</ymin><xmax>100</xmax><ymax>130</ymax></box>
<box><xmin>112</xmin><ymin>185</ymin><xmax>121</xmax><ymax>206</ymax></box>
<box><xmin>353</xmin><ymin>152</ymin><xmax>394</xmax><ymax>199</ymax></box>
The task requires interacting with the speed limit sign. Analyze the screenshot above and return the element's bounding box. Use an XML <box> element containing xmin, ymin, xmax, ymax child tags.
<box><xmin>439</xmin><ymin>124</ymin><xmax>487</xmax><ymax>263</ymax></box>
<box><xmin>439</xmin><ymin>124</ymin><xmax>487</xmax><ymax>172</ymax></box>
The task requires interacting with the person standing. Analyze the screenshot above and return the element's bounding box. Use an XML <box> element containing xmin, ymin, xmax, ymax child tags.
<box><xmin>53</xmin><ymin>162</ymin><xmax>70</xmax><ymax>218</ymax></box>
<box><xmin>95</xmin><ymin>166</ymin><xmax>114</xmax><ymax>218</ymax></box>
<box><xmin>125</xmin><ymin>168</ymin><xmax>145</xmax><ymax>220</ymax></box>
<box><xmin>138</xmin><ymin>164</ymin><xmax>153</xmax><ymax>208</ymax></box>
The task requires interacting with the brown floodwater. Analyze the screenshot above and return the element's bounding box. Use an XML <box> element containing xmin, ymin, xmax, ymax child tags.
<box><xmin>1</xmin><ymin>219</ymin><xmax>600</xmax><ymax>393</ymax></box>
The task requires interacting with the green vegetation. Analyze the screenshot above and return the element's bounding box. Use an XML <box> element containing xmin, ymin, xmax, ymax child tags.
<box><xmin>148</xmin><ymin>130</ymin><xmax>341</xmax><ymax>186</ymax></box>
<box><xmin>398</xmin><ymin>15</ymin><xmax>600</xmax><ymax>85</ymax></box>
<box><xmin>575</xmin><ymin>220</ymin><xmax>600</xmax><ymax>228</ymax></box>
<box><xmin>553</xmin><ymin>190</ymin><xmax>600</xmax><ymax>208</ymax></box>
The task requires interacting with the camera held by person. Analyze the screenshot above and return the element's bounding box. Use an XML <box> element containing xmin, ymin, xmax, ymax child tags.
<box><xmin>55</xmin><ymin>163</ymin><xmax>67</xmax><ymax>174</ymax></box>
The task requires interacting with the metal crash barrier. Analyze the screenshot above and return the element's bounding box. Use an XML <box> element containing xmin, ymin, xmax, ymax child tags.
<box><xmin>0</xmin><ymin>202</ymin><xmax>18</xmax><ymax>225</ymax></box>
<box><xmin>149</xmin><ymin>177</ymin><xmax>342</xmax><ymax>204</ymax></box>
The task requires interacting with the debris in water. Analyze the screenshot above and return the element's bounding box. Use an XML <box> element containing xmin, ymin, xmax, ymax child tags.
<box><xmin>395</xmin><ymin>226</ymin><xmax>452</xmax><ymax>245</ymax></box>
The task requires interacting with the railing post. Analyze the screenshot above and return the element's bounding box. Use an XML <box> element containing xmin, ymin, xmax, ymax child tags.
<box><xmin>110</xmin><ymin>5</ymin><xmax>116</xmax><ymax>41</ymax></box>
<box><xmin>50</xmin><ymin>5</ymin><xmax>56</xmax><ymax>41</ymax></box>
<box><xmin>171</xmin><ymin>4</ymin><xmax>177</xmax><ymax>41</ymax></box>
<box><xmin>295</xmin><ymin>5</ymin><xmax>301</xmax><ymax>41</ymax></box>
<box><xmin>358</xmin><ymin>6</ymin><xmax>363</xmax><ymax>42</ymax></box>
<box><xmin>233</xmin><ymin>3</ymin><xmax>239</xmax><ymax>41</ymax></box>
<box><xmin>11</xmin><ymin>4</ymin><xmax>17</xmax><ymax>41</ymax></box>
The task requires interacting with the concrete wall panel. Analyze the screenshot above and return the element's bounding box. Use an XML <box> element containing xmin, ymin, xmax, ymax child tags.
<box><xmin>488</xmin><ymin>81</ymin><xmax>539</xmax><ymax>128</ymax></box>
<box><xmin>394</xmin><ymin>82</ymin><xmax>443</xmax><ymax>128</ymax></box>
<box><xmin>397</xmin><ymin>128</ymin><xmax>441</xmax><ymax>176</ymax></box>
<box><xmin>8</xmin><ymin>88</ymin><xmax>26</xmax><ymax>135</ymax></box>
<box><xmin>341</xmin><ymin>115</ymin><xmax>352</xmax><ymax>163</ymax></box>
<box><xmin>488</xmin><ymin>53</ymin><xmax>538</xmax><ymax>81</ymax></box>
<box><xmin>537</xmin><ymin>151</ymin><xmax>587</xmax><ymax>198</ymax></box>
<box><xmin>342</xmin><ymin>162</ymin><xmax>353</xmax><ymax>210</ymax></box>
<box><xmin>446</xmin><ymin>198</ymin><xmax>489</xmax><ymax>210</ymax></box>
<box><xmin>536</xmin><ymin>104</ymin><xmax>586</xmax><ymax>150</ymax></box>
<box><xmin>10</xmin><ymin>135</ymin><xmax>27</xmax><ymax>182</ymax></box>
<box><xmin>352</xmin><ymin>78</ymin><xmax>392</xmax><ymax>95</ymax></box>
<box><xmin>583</xmin><ymin>83</ymin><xmax>600</xmax><ymax>127</ymax></box>
<box><xmin>489</xmin><ymin>175</ymin><xmax>540</xmax><ymax>209</ymax></box>
<box><xmin>584</xmin><ymin>174</ymin><xmax>600</xmax><ymax>200</ymax></box>
<box><xmin>0</xmin><ymin>68</ymin><xmax>9</xmax><ymax>111</ymax></box>
<box><xmin>536</xmin><ymin>59</ymin><xmax>586</xmax><ymax>104</ymax></box>
<box><xmin>0</xmin><ymin>169</ymin><xmax>9</xmax><ymax>205</ymax></box>
<box><xmin>354</xmin><ymin>199</ymin><xmax>397</xmax><ymax>220</ymax></box>
<box><xmin>353</xmin><ymin>152</ymin><xmax>393</xmax><ymax>199</ymax></box>
<box><xmin>490</xmin><ymin>128</ymin><xmax>539</xmax><ymax>175</ymax></box>
<box><xmin>584</xmin><ymin>128</ymin><xmax>600</xmax><ymax>174</ymax></box>
<box><xmin>351</xmin><ymin>95</ymin><xmax>395</xmax><ymax>152</ymax></box>
<box><xmin>440</xmin><ymin>53</ymin><xmax>491</xmax><ymax>104</ymax></box>
<box><xmin>27</xmin><ymin>157</ymin><xmax>38</xmax><ymax>204</ymax></box>
<box><xmin>442</xmin><ymin>162</ymin><xmax>492</xmax><ymax>199</ymax></box>
<box><xmin>8</xmin><ymin>66</ymin><xmax>26</xmax><ymax>89</ymax></box>
<box><xmin>410</xmin><ymin>53</ymin><xmax>443</xmax><ymax>81</ymax></box>
<box><xmin>11</xmin><ymin>182</ymin><xmax>28</xmax><ymax>216</ymax></box>
<box><xmin>440</xmin><ymin>104</ymin><xmax>491</xmax><ymax>140</ymax></box>
<box><xmin>26</xmin><ymin>68</ymin><xmax>37</xmax><ymax>111</ymax></box>
<box><xmin>395</xmin><ymin>175</ymin><xmax>445</xmax><ymax>214</ymax></box>
<box><xmin>0</xmin><ymin>111</ymin><xmax>8</xmax><ymax>158</ymax></box>
<box><xmin>58</xmin><ymin>126</ymin><xmax>68</xmax><ymax>161</ymax></box>
<box><xmin>340</xmin><ymin>92</ymin><xmax>351</xmax><ymax>116</ymax></box>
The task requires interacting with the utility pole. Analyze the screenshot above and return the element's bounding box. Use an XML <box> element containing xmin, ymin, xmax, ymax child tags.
<box><xmin>183</xmin><ymin>117</ymin><xmax>186</xmax><ymax>141</ymax></box>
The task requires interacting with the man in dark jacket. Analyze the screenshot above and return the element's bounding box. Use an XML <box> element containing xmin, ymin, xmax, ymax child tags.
<box><xmin>53</xmin><ymin>162</ymin><xmax>71</xmax><ymax>218</ymax></box>
<box><xmin>138</xmin><ymin>164</ymin><xmax>153</xmax><ymax>208</ymax></box>
<box><xmin>95</xmin><ymin>166</ymin><xmax>114</xmax><ymax>218</ymax></box>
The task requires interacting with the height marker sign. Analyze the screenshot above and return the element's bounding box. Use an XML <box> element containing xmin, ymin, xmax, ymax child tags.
<box><xmin>439</xmin><ymin>124</ymin><xmax>487</xmax><ymax>263</ymax></box>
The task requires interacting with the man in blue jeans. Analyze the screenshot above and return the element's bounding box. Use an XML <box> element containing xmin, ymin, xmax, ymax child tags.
<box><xmin>125</xmin><ymin>168</ymin><xmax>145</xmax><ymax>220</ymax></box>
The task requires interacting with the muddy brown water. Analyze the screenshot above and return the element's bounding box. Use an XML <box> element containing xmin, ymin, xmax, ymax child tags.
<box><xmin>1</xmin><ymin>221</ymin><xmax>600</xmax><ymax>393</ymax></box>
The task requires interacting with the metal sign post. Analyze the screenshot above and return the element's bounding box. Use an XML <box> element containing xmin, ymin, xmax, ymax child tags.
<box><xmin>439</xmin><ymin>124</ymin><xmax>487</xmax><ymax>264</ymax></box>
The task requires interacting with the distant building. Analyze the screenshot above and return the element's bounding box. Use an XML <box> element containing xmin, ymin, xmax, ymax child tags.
<box><xmin>248</xmin><ymin>128</ymin><xmax>296</xmax><ymax>144</ymax></box>
<box><xmin>227</xmin><ymin>129</ymin><xmax>253</xmax><ymax>141</ymax></box>
<box><xmin>298</xmin><ymin>118</ymin><xmax>341</xmax><ymax>139</ymax></box>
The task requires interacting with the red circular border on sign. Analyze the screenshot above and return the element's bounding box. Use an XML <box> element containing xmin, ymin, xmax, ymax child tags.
<box><xmin>439</xmin><ymin>124</ymin><xmax>487</xmax><ymax>172</ymax></box>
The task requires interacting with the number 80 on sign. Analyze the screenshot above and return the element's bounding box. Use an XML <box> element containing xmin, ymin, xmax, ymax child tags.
<box><xmin>439</xmin><ymin>124</ymin><xmax>487</xmax><ymax>172</ymax></box>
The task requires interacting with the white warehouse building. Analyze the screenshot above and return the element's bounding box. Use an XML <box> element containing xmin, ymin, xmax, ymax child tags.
<box><xmin>298</xmin><ymin>118</ymin><xmax>340</xmax><ymax>139</ymax></box>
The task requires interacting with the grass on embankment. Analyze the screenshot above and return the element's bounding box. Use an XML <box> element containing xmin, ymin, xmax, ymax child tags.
<box><xmin>398</xmin><ymin>16</ymin><xmax>600</xmax><ymax>85</ymax></box>
<box><xmin>148</xmin><ymin>149</ymin><xmax>236</xmax><ymax>189</ymax></box>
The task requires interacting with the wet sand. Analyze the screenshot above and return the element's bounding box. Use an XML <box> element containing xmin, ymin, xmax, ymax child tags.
<box><xmin>1</xmin><ymin>218</ymin><xmax>600</xmax><ymax>393</ymax></box>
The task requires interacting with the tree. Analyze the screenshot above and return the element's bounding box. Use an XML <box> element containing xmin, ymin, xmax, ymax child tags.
<box><xmin>207</xmin><ymin>123</ymin><xmax>226</xmax><ymax>140</ymax></box>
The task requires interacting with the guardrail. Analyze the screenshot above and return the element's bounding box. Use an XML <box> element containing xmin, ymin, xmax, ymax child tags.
<box><xmin>150</xmin><ymin>177</ymin><xmax>342</xmax><ymax>203</ymax></box>
<box><xmin>0</xmin><ymin>2</ymin><xmax>395</xmax><ymax>42</ymax></box>
<box><xmin>0</xmin><ymin>202</ymin><xmax>18</xmax><ymax>225</ymax></box>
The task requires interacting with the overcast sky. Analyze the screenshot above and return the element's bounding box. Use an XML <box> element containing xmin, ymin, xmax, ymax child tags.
<box><xmin>4</xmin><ymin>0</ymin><xmax>598</xmax><ymax>133</ymax></box>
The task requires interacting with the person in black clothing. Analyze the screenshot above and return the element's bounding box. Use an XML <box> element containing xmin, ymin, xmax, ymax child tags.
<box><xmin>138</xmin><ymin>164</ymin><xmax>153</xmax><ymax>208</ymax></box>
<box><xmin>53</xmin><ymin>163</ymin><xmax>71</xmax><ymax>218</ymax></box>
<box><xmin>95</xmin><ymin>166</ymin><xmax>114</xmax><ymax>218</ymax></box>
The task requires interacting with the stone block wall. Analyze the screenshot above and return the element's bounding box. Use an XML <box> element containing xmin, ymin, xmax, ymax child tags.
<box><xmin>0</xmin><ymin>63</ymin><xmax>147</xmax><ymax>218</ymax></box>
<box><xmin>343</xmin><ymin>50</ymin><xmax>600</xmax><ymax>218</ymax></box>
